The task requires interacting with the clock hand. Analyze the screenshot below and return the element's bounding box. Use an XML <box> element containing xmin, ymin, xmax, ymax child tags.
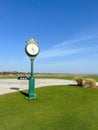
<box><xmin>32</xmin><ymin>48</ymin><xmax>34</xmax><ymax>52</ymax></box>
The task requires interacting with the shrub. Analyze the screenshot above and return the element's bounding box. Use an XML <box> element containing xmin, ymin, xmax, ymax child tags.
<box><xmin>74</xmin><ymin>76</ymin><xmax>83</xmax><ymax>87</ymax></box>
<box><xmin>83</xmin><ymin>78</ymin><xmax>96</xmax><ymax>88</ymax></box>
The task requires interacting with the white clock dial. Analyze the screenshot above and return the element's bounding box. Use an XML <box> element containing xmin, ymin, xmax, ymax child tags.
<box><xmin>26</xmin><ymin>43</ymin><xmax>39</xmax><ymax>56</ymax></box>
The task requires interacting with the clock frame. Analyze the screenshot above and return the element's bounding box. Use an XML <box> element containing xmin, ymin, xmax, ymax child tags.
<box><xmin>25</xmin><ymin>38</ymin><xmax>40</xmax><ymax>58</ymax></box>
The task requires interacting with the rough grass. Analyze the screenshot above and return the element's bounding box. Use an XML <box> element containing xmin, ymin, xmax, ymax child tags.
<box><xmin>83</xmin><ymin>75</ymin><xmax>98</xmax><ymax>82</ymax></box>
<box><xmin>0</xmin><ymin>85</ymin><xmax>98</xmax><ymax>130</ymax></box>
<box><xmin>0</xmin><ymin>73</ymin><xmax>98</xmax><ymax>82</ymax></box>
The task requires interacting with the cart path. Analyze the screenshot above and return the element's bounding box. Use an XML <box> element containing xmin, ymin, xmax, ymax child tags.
<box><xmin>0</xmin><ymin>79</ymin><xmax>98</xmax><ymax>95</ymax></box>
<box><xmin>0</xmin><ymin>79</ymin><xmax>76</xmax><ymax>95</ymax></box>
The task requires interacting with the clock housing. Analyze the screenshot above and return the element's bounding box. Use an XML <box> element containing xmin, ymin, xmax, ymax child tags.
<box><xmin>25</xmin><ymin>38</ymin><xmax>40</xmax><ymax>57</ymax></box>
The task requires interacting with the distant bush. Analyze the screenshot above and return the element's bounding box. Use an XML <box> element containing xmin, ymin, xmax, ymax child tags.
<box><xmin>83</xmin><ymin>78</ymin><xmax>96</xmax><ymax>88</ymax></box>
<box><xmin>74</xmin><ymin>76</ymin><xmax>83</xmax><ymax>87</ymax></box>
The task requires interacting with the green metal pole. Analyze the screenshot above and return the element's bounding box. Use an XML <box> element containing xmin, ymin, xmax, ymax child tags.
<box><xmin>28</xmin><ymin>58</ymin><xmax>36</xmax><ymax>99</ymax></box>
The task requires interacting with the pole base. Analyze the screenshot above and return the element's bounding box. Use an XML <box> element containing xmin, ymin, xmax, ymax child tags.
<box><xmin>27</xmin><ymin>93</ymin><xmax>36</xmax><ymax>99</ymax></box>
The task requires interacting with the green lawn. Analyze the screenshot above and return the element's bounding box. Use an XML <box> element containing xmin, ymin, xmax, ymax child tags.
<box><xmin>0</xmin><ymin>85</ymin><xmax>98</xmax><ymax>130</ymax></box>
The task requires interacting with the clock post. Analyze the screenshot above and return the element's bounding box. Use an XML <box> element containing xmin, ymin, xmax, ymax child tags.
<box><xmin>29</xmin><ymin>57</ymin><xmax>36</xmax><ymax>99</ymax></box>
<box><xmin>25</xmin><ymin>38</ymin><xmax>40</xmax><ymax>99</ymax></box>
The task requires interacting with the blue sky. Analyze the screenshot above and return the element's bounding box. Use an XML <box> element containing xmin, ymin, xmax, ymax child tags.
<box><xmin>0</xmin><ymin>0</ymin><xmax>98</xmax><ymax>74</ymax></box>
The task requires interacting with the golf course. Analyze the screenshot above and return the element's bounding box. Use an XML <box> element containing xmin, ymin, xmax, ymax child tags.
<box><xmin>0</xmin><ymin>74</ymin><xmax>98</xmax><ymax>130</ymax></box>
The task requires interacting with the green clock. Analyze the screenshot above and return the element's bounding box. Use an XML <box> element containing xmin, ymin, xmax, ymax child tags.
<box><xmin>25</xmin><ymin>38</ymin><xmax>40</xmax><ymax>99</ymax></box>
<box><xmin>25</xmin><ymin>38</ymin><xmax>40</xmax><ymax>57</ymax></box>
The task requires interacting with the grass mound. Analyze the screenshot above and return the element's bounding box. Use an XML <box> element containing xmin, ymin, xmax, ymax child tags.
<box><xmin>0</xmin><ymin>85</ymin><xmax>98</xmax><ymax>130</ymax></box>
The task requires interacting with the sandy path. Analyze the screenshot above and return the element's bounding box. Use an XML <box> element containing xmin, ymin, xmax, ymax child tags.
<box><xmin>0</xmin><ymin>79</ymin><xmax>76</xmax><ymax>95</ymax></box>
<box><xmin>0</xmin><ymin>79</ymin><xmax>98</xmax><ymax>95</ymax></box>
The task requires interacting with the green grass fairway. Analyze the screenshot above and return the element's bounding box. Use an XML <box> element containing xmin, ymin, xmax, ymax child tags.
<box><xmin>0</xmin><ymin>86</ymin><xmax>98</xmax><ymax>130</ymax></box>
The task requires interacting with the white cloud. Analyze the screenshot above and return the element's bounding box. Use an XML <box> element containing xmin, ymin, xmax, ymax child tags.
<box><xmin>38</xmin><ymin>36</ymin><xmax>98</xmax><ymax>59</ymax></box>
<box><xmin>39</xmin><ymin>47</ymin><xmax>85</xmax><ymax>58</ymax></box>
<box><xmin>53</xmin><ymin>36</ymin><xmax>97</xmax><ymax>48</ymax></box>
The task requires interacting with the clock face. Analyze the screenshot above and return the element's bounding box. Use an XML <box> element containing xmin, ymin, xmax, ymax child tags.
<box><xmin>26</xmin><ymin>43</ymin><xmax>39</xmax><ymax>56</ymax></box>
